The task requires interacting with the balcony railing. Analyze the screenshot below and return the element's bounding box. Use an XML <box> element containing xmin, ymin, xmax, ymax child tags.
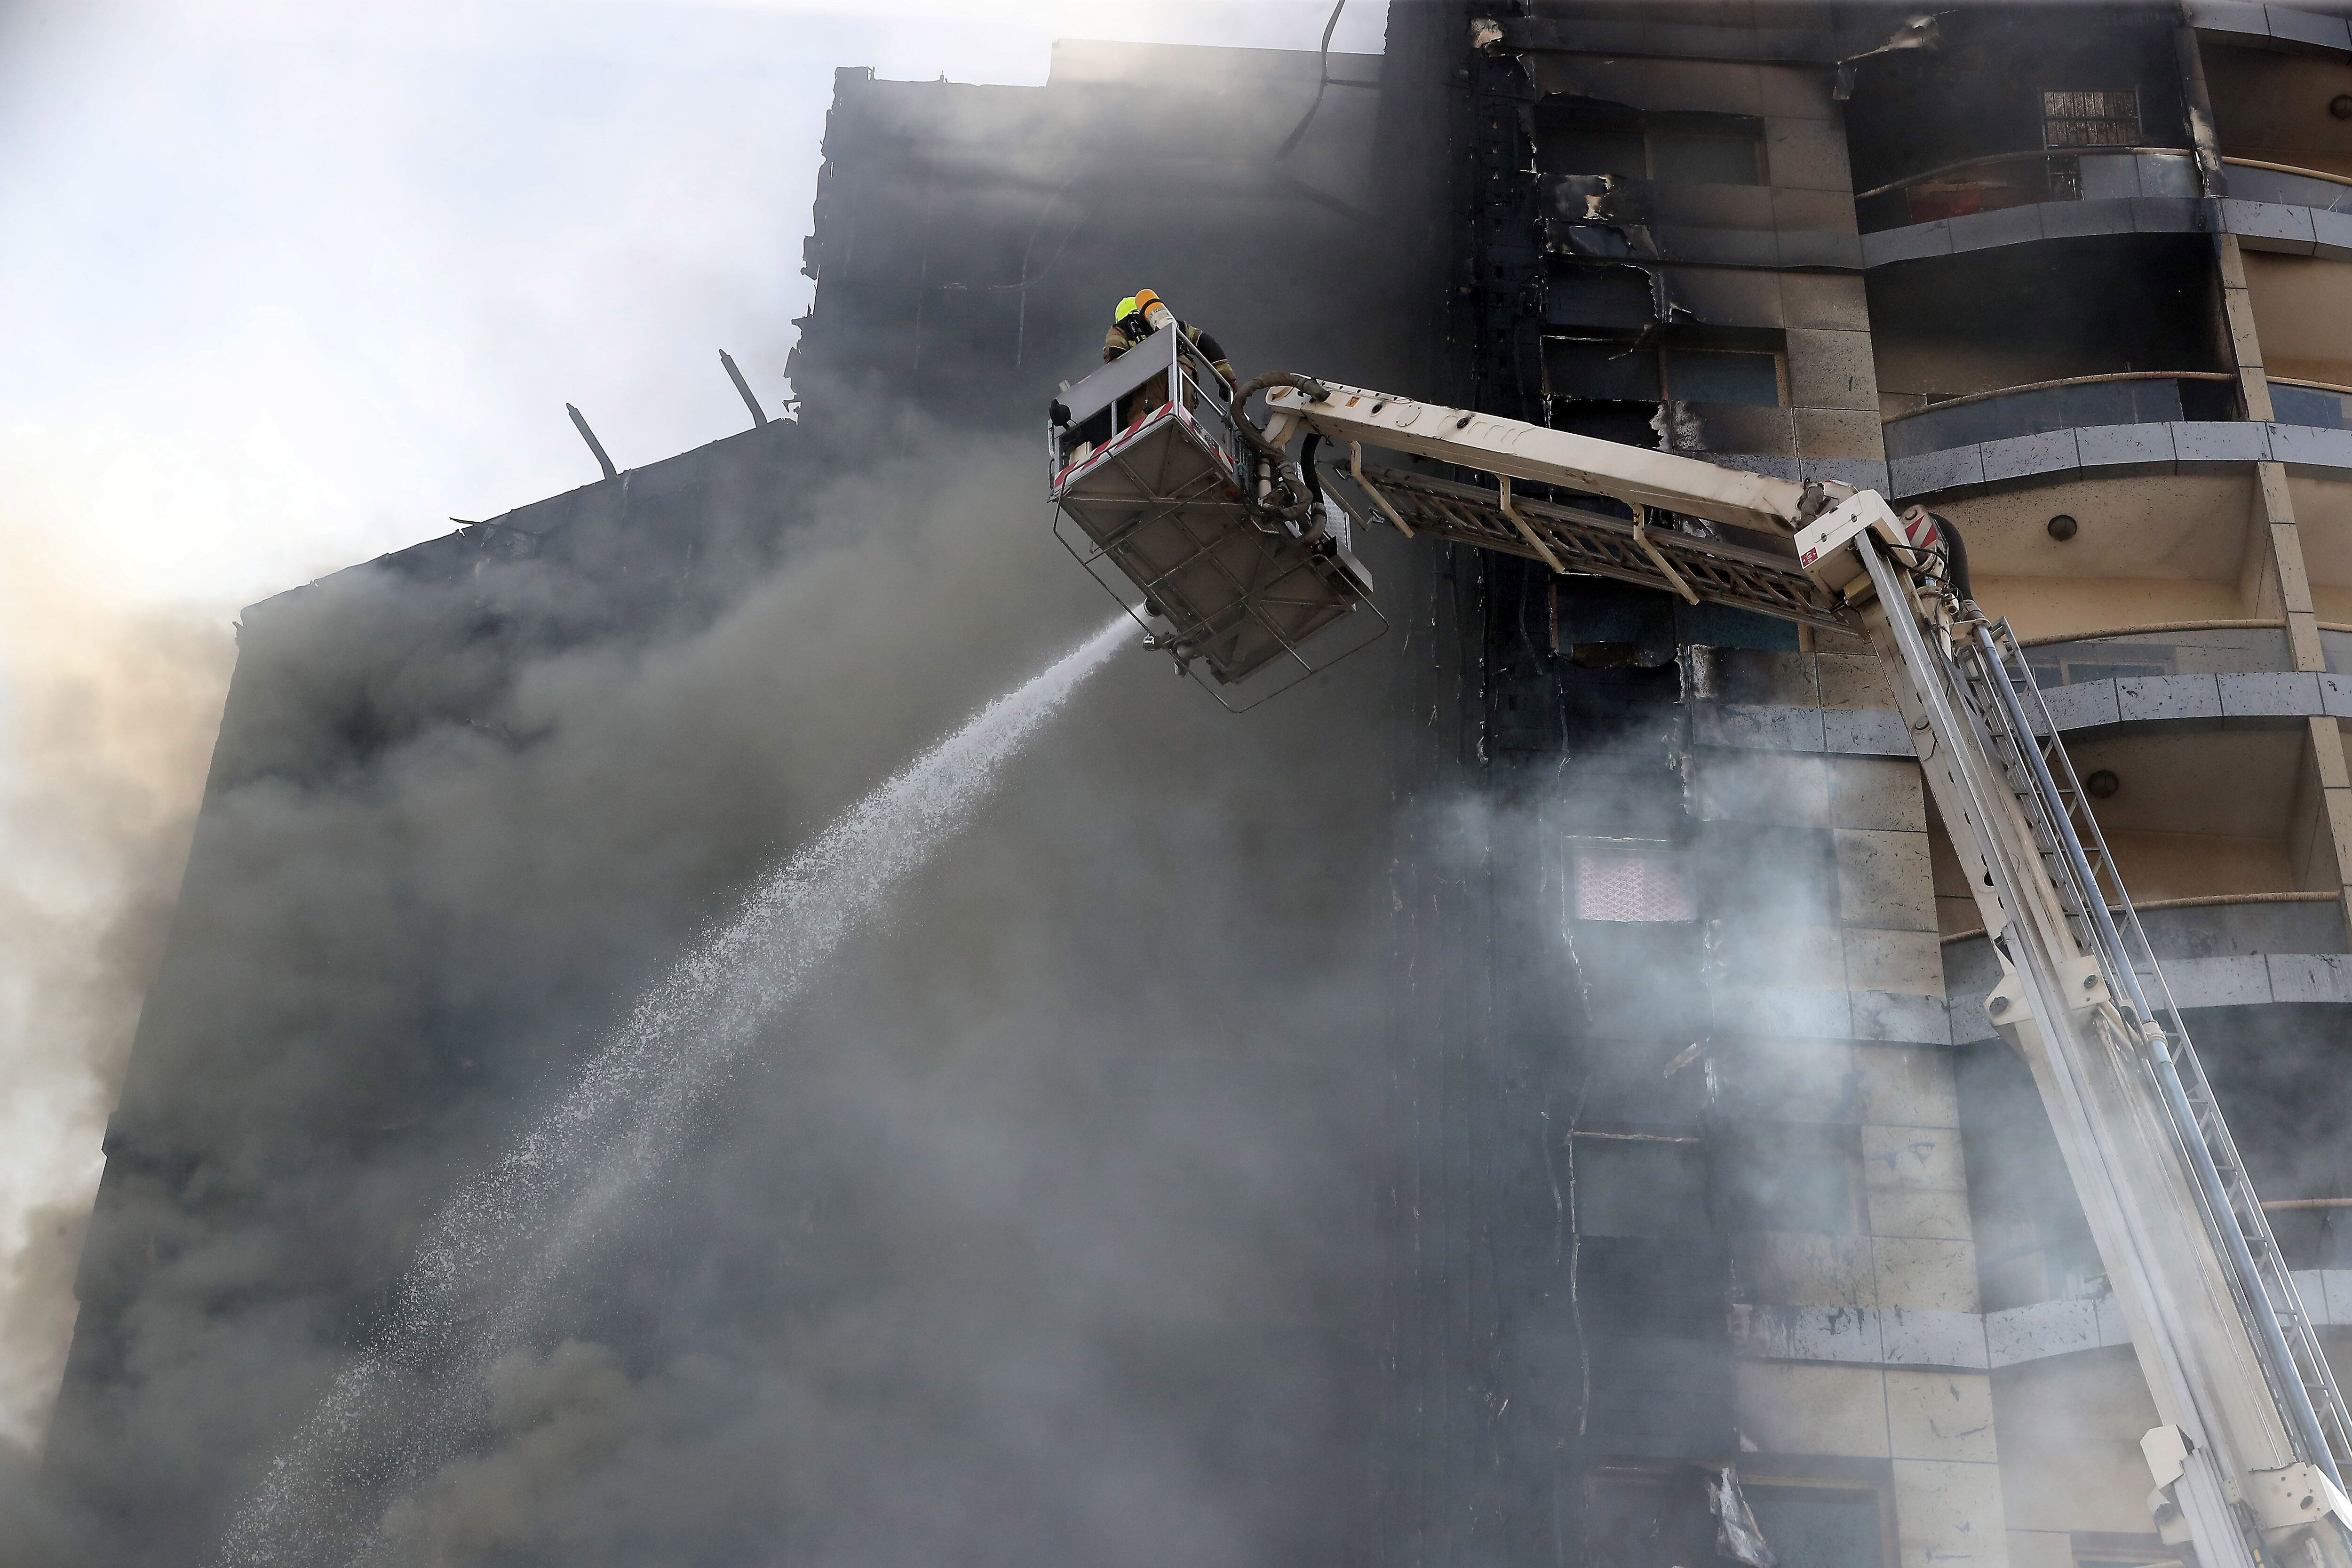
<box><xmin>1947</xmin><ymin>891</ymin><xmax>2347</xmax><ymax>960</ymax></box>
<box><xmin>2222</xmin><ymin>157</ymin><xmax>2352</xmax><ymax>215</ymax></box>
<box><xmin>2273</xmin><ymin>379</ymin><xmax>2352</xmax><ymax>430</ymax></box>
<box><xmin>1857</xmin><ymin>148</ymin><xmax>2199</xmax><ymax>233</ymax></box>
<box><xmin>1883</xmin><ymin>372</ymin><xmax>2238</xmax><ymax>460</ymax></box>
<box><xmin>2021</xmin><ymin>624</ymin><xmax>2293</xmax><ymax>689</ymax></box>
<box><xmin>2025</xmin><ymin>621</ymin><xmax>2352</xmax><ymax>686</ymax></box>
<box><xmin>2317</xmin><ymin>627</ymin><xmax>2352</xmax><ymax>677</ymax></box>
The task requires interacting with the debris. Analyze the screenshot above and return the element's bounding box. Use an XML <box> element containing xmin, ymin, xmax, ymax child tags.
<box><xmin>1708</xmin><ymin>1465</ymin><xmax>1779</xmax><ymax>1568</ymax></box>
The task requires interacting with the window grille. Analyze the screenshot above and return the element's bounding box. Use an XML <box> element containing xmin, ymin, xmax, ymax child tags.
<box><xmin>1573</xmin><ymin>849</ymin><xmax>1695</xmax><ymax>923</ymax></box>
<box><xmin>2043</xmin><ymin>89</ymin><xmax>2141</xmax><ymax>149</ymax></box>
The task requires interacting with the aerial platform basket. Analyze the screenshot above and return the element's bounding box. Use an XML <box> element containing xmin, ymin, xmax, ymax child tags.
<box><xmin>1048</xmin><ymin>325</ymin><xmax>1381</xmax><ymax>706</ymax></box>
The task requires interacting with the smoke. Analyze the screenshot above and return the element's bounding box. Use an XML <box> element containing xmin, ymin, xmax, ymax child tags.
<box><xmin>365</xmin><ymin>1341</ymin><xmax>637</xmax><ymax>1568</ymax></box>
<box><xmin>0</xmin><ymin>522</ymin><xmax>234</xmax><ymax>1457</ymax></box>
<box><xmin>223</xmin><ymin>609</ymin><xmax>1130</xmax><ymax>1563</ymax></box>
<box><xmin>6</xmin><ymin>10</ymin><xmax>1432</xmax><ymax>1563</ymax></box>
<box><xmin>8</xmin><ymin>390</ymin><xmax>1401</xmax><ymax>1568</ymax></box>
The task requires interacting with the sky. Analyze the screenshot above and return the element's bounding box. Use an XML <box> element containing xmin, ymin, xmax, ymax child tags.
<box><xmin>0</xmin><ymin>0</ymin><xmax>1392</xmax><ymax>1459</ymax></box>
<box><xmin>0</xmin><ymin>0</ymin><xmax>1391</xmax><ymax>615</ymax></box>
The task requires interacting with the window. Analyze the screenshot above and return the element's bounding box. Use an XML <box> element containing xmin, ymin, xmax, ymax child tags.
<box><xmin>1649</xmin><ymin>123</ymin><xmax>1765</xmax><ymax>185</ymax></box>
<box><xmin>1544</xmin><ymin>337</ymin><xmax>1662</xmax><ymax>403</ymax></box>
<box><xmin>2043</xmin><ymin>89</ymin><xmax>2141</xmax><ymax>149</ymax></box>
<box><xmin>1662</xmin><ymin>348</ymin><xmax>1782</xmax><ymax>407</ymax></box>
<box><xmin>1573</xmin><ymin>848</ymin><xmax>1695</xmax><ymax>923</ymax></box>
<box><xmin>1546</xmin><ymin>338</ymin><xmax>1785</xmax><ymax>410</ymax></box>
<box><xmin>1540</xmin><ymin>114</ymin><xmax>1764</xmax><ymax>186</ymax></box>
<box><xmin>2074</xmin><ymin>1538</ymin><xmax>2179</xmax><ymax>1568</ymax></box>
<box><xmin>1588</xmin><ymin>1472</ymin><xmax>1718</xmax><ymax>1568</ymax></box>
<box><xmin>1573</xmin><ymin>1135</ymin><xmax>1712</xmax><ymax>1239</ymax></box>
<box><xmin>1745</xmin><ymin>1483</ymin><xmax>1886</xmax><ymax>1568</ymax></box>
<box><xmin>1589</xmin><ymin>1472</ymin><xmax>1884</xmax><ymax>1568</ymax></box>
<box><xmin>1714</xmin><ymin>1123</ymin><xmax>1864</xmax><ymax>1235</ymax></box>
<box><xmin>1544</xmin><ymin>125</ymin><xmax>1648</xmax><ymax>183</ymax></box>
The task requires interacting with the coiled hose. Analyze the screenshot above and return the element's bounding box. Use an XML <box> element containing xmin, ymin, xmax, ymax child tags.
<box><xmin>1226</xmin><ymin>371</ymin><xmax>1333</xmax><ymax>523</ymax></box>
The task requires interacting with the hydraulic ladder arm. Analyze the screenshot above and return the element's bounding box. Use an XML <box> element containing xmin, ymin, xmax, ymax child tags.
<box><xmin>1263</xmin><ymin>377</ymin><xmax>2352</xmax><ymax>1568</ymax></box>
<box><xmin>1267</xmin><ymin>379</ymin><xmax>2352</xmax><ymax>1568</ymax></box>
<box><xmin>1049</xmin><ymin>363</ymin><xmax>2352</xmax><ymax>1568</ymax></box>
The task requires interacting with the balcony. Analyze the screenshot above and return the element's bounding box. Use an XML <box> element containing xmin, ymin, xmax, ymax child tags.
<box><xmin>1944</xmin><ymin>894</ymin><xmax>2351</xmax><ymax>1035</ymax></box>
<box><xmin>1883</xmin><ymin>373</ymin><xmax>2239</xmax><ymax>461</ymax></box>
<box><xmin>2273</xmin><ymin>379</ymin><xmax>2352</xmax><ymax>428</ymax></box>
<box><xmin>2224</xmin><ymin>158</ymin><xmax>2352</xmax><ymax>215</ymax></box>
<box><xmin>1857</xmin><ymin>148</ymin><xmax>2200</xmax><ymax>235</ymax></box>
<box><xmin>1875</xmin><ymin>374</ymin><xmax>2352</xmax><ymax>508</ymax></box>
<box><xmin>2021</xmin><ymin>624</ymin><xmax>2292</xmax><ymax>688</ymax></box>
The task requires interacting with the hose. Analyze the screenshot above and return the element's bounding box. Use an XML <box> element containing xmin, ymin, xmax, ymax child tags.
<box><xmin>1932</xmin><ymin>512</ymin><xmax>1974</xmax><ymax>603</ymax></box>
<box><xmin>1226</xmin><ymin>372</ymin><xmax>1331</xmax><ymax>522</ymax></box>
<box><xmin>1228</xmin><ymin>371</ymin><xmax>1333</xmax><ymax>430</ymax></box>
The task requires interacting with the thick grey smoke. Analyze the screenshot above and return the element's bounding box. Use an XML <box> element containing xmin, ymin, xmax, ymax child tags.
<box><xmin>9</xmin><ymin>14</ymin><xmax>1435</xmax><ymax>1564</ymax></box>
<box><xmin>224</xmin><ymin>609</ymin><xmax>1131</xmax><ymax>1562</ymax></box>
<box><xmin>20</xmin><ymin>401</ymin><xmax>1402</xmax><ymax>1567</ymax></box>
<box><xmin>0</xmin><ymin>530</ymin><xmax>233</xmax><ymax>1457</ymax></box>
<box><xmin>365</xmin><ymin>1341</ymin><xmax>637</xmax><ymax>1568</ymax></box>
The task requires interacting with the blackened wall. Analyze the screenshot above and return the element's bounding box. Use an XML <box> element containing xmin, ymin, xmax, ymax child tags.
<box><xmin>46</xmin><ymin>24</ymin><xmax>1456</xmax><ymax>1568</ymax></box>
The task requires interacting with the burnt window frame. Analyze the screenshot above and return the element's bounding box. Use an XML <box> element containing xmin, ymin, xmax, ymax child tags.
<box><xmin>2042</xmin><ymin>88</ymin><xmax>2143</xmax><ymax>150</ymax></box>
<box><xmin>1569</xmin><ymin>1130</ymin><xmax>1714</xmax><ymax>1240</ymax></box>
<box><xmin>1660</xmin><ymin>346</ymin><xmax>1787</xmax><ymax>409</ymax></box>
<box><xmin>1534</xmin><ymin>103</ymin><xmax>1768</xmax><ymax>188</ymax></box>
<box><xmin>1541</xmin><ymin>336</ymin><xmax>1788</xmax><ymax>412</ymax></box>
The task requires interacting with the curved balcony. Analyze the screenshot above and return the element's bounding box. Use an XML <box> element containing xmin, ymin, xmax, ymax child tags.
<box><xmin>2215</xmin><ymin>159</ymin><xmax>2352</xmax><ymax>258</ymax></box>
<box><xmin>1875</xmin><ymin>373</ymin><xmax>2352</xmax><ymax>496</ymax></box>
<box><xmin>1883</xmin><ymin>373</ymin><xmax>2239</xmax><ymax>462</ymax></box>
<box><xmin>1858</xmin><ymin>147</ymin><xmax>2200</xmax><ymax>237</ymax></box>
<box><xmin>1945</xmin><ymin>894</ymin><xmax>2351</xmax><ymax>1039</ymax></box>
<box><xmin>2021</xmin><ymin>623</ymin><xmax>2293</xmax><ymax>688</ymax></box>
<box><xmin>2224</xmin><ymin>158</ymin><xmax>2352</xmax><ymax>215</ymax></box>
<box><xmin>2273</xmin><ymin>378</ymin><xmax>2352</xmax><ymax>429</ymax></box>
<box><xmin>1861</xmin><ymin>152</ymin><xmax>2352</xmax><ymax>267</ymax></box>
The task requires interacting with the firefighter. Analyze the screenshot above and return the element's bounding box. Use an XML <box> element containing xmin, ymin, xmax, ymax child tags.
<box><xmin>1105</xmin><ymin>290</ymin><xmax>1233</xmax><ymax>427</ymax></box>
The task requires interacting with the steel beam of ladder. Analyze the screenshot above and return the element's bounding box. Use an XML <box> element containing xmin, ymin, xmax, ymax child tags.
<box><xmin>1956</xmin><ymin>621</ymin><xmax>2352</xmax><ymax>1484</ymax></box>
<box><xmin>1337</xmin><ymin>467</ymin><xmax>1855</xmax><ymax>635</ymax></box>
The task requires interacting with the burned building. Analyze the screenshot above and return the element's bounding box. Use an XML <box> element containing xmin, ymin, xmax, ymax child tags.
<box><xmin>41</xmin><ymin>6</ymin><xmax>2352</xmax><ymax>1568</ymax></box>
<box><xmin>1400</xmin><ymin>8</ymin><xmax>2352</xmax><ymax>1568</ymax></box>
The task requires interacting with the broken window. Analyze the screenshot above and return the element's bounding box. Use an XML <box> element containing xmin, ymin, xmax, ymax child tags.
<box><xmin>2043</xmin><ymin>89</ymin><xmax>2141</xmax><ymax>149</ymax></box>
<box><xmin>1537</xmin><ymin>106</ymin><xmax>1764</xmax><ymax>187</ymax></box>
<box><xmin>1572</xmin><ymin>1135</ymin><xmax>1712</xmax><ymax>1239</ymax></box>
<box><xmin>1661</xmin><ymin>348</ymin><xmax>1782</xmax><ymax>408</ymax></box>
<box><xmin>1648</xmin><ymin>122</ymin><xmax>1765</xmax><ymax>186</ymax></box>
<box><xmin>1543</xmin><ymin>123</ymin><xmax>1648</xmax><ymax>183</ymax></box>
<box><xmin>1573</xmin><ymin>847</ymin><xmax>1695</xmax><ymax>923</ymax></box>
<box><xmin>1546</xmin><ymin>263</ymin><xmax>1658</xmax><ymax>332</ymax></box>
<box><xmin>1714</xmin><ymin>1122</ymin><xmax>1863</xmax><ymax>1235</ymax></box>
<box><xmin>1545</xmin><ymin>337</ymin><xmax>1663</xmax><ymax>403</ymax></box>
<box><xmin>1547</xmin><ymin>341</ymin><xmax>1785</xmax><ymax>410</ymax></box>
